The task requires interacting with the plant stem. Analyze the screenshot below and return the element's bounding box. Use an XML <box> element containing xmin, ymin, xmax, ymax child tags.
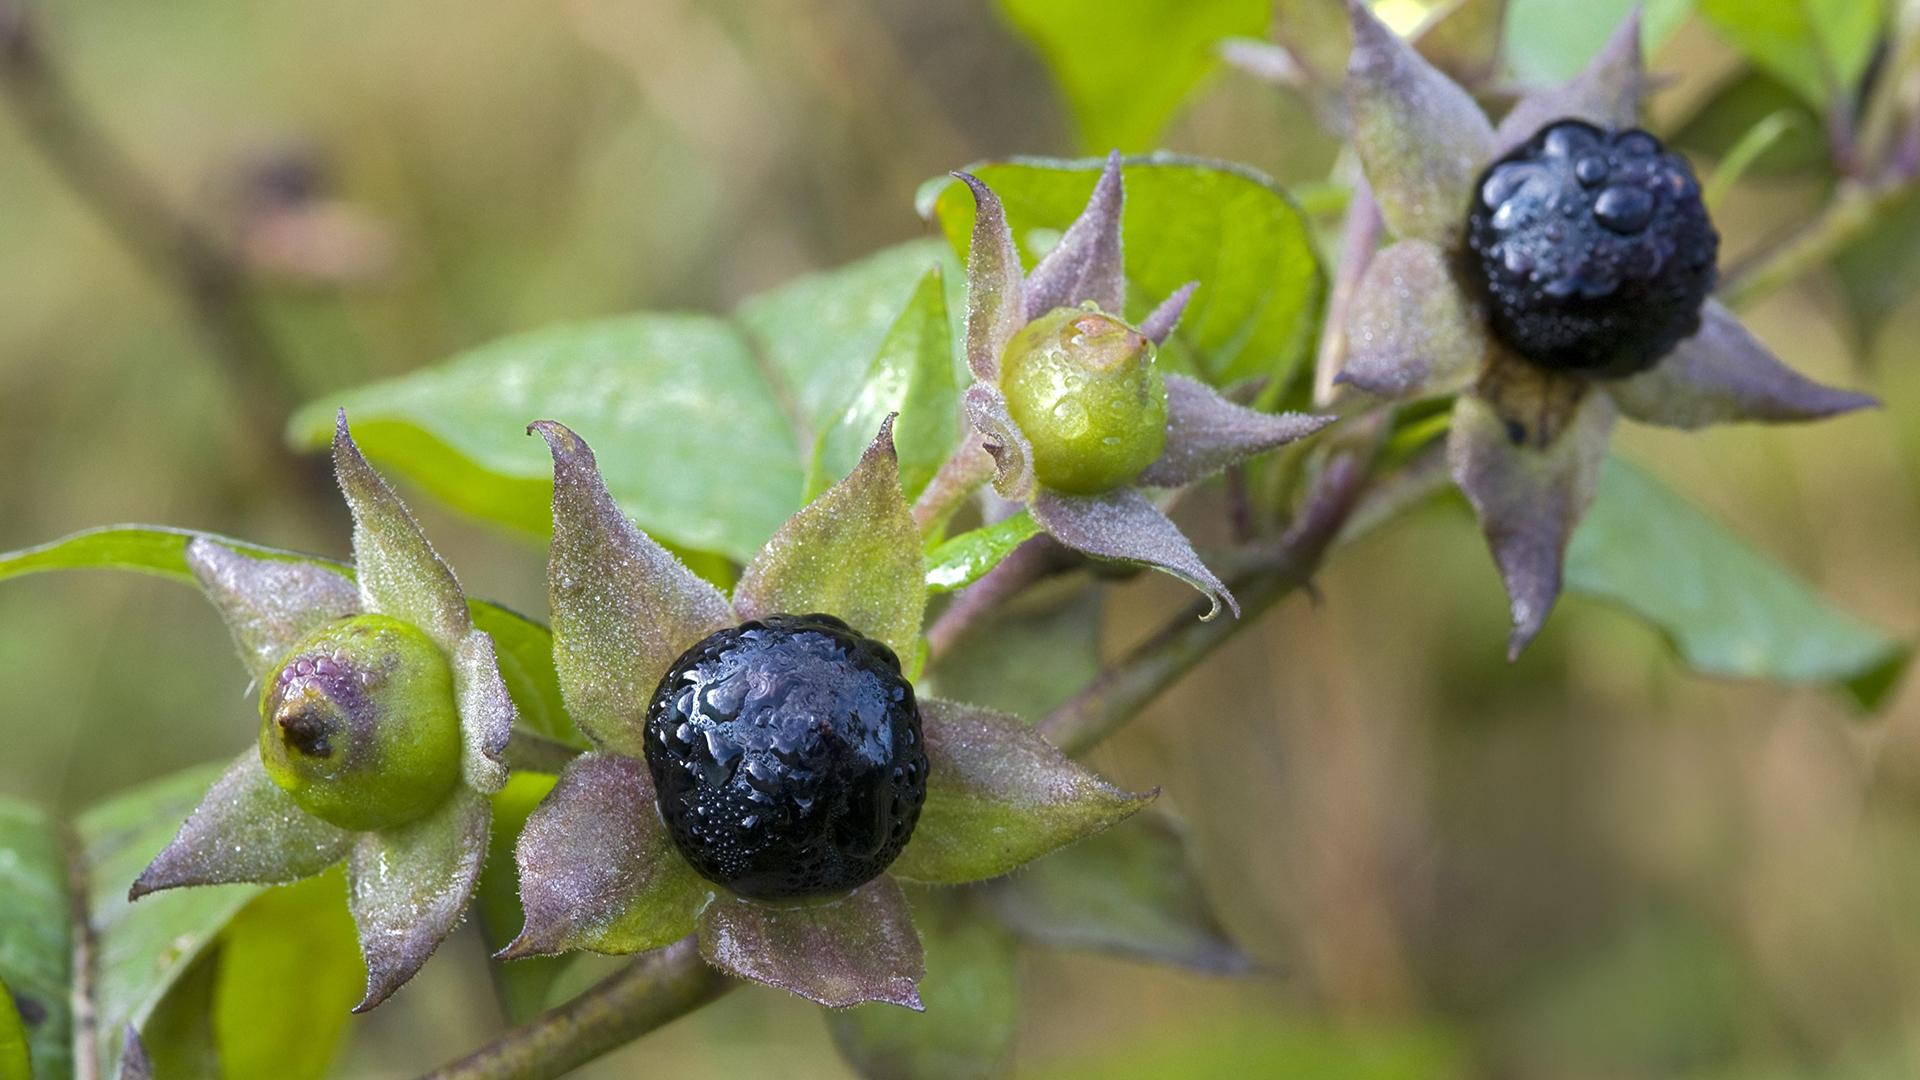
<box><xmin>1039</xmin><ymin>443</ymin><xmax>1372</xmax><ymax>755</ymax></box>
<box><xmin>503</xmin><ymin>729</ymin><xmax>583</xmax><ymax>775</ymax></box>
<box><xmin>0</xmin><ymin>4</ymin><xmax>308</xmax><ymax>467</ymax></box>
<box><xmin>924</xmin><ymin>534</ymin><xmax>1073</xmax><ymax>662</ymax></box>
<box><xmin>1720</xmin><ymin>178</ymin><xmax>1913</xmax><ymax>309</ymax></box>
<box><xmin>422</xmin><ymin>938</ymin><xmax>729</xmax><ymax>1080</ymax></box>
<box><xmin>1311</xmin><ymin>176</ymin><xmax>1381</xmax><ymax>408</ymax></box>
<box><xmin>912</xmin><ymin>433</ymin><xmax>994</xmax><ymax>534</ymax></box>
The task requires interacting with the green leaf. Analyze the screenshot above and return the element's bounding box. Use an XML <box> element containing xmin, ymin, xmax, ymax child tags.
<box><xmin>1565</xmin><ymin>459</ymin><xmax>1908</xmax><ymax>709</ymax></box>
<box><xmin>76</xmin><ymin>762</ymin><xmax>264</xmax><ymax>1077</ymax></box>
<box><xmin>925</xmin><ymin>512</ymin><xmax>1042</xmax><ymax>594</ymax></box>
<box><xmin>825</xmin><ymin>891</ymin><xmax>1019</xmax><ymax>1080</ymax></box>
<box><xmin>1696</xmin><ymin>0</ymin><xmax>1885</xmax><ymax>109</ymax></box>
<box><xmin>0</xmin><ymin>800</ymin><xmax>69</xmax><ymax>1080</ymax></box>
<box><xmin>212</xmin><ymin>870</ymin><xmax>360</xmax><ymax>1080</ymax></box>
<box><xmin>1505</xmin><ymin>0</ymin><xmax>1692</xmax><ymax>84</ymax></box>
<box><xmin>807</xmin><ymin>268</ymin><xmax>959</xmax><ymax>502</ymax></box>
<box><xmin>922</xmin><ymin>155</ymin><xmax>1323</xmax><ymax>386</ymax></box>
<box><xmin>996</xmin><ymin>0</ymin><xmax>1267</xmax><ymax>153</ymax></box>
<box><xmin>289</xmin><ymin>315</ymin><xmax>801</xmax><ymax>562</ymax></box>
<box><xmin>737</xmin><ymin>239</ymin><xmax>965</xmax><ymax>445</ymax></box>
<box><xmin>988</xmin><ymin>812</ymin><xmax>1250</xmax><ymax>972</ymax></box>
<box><xmin>892</xmin><ymin>699</ymin><xmax>1153</xmax><ymax>885</ymax></box>
<box><xmin>296</xmin><ymin>240</ymin><xmax>962</xmax><ymax>566</ymax></box>
<box><xmin>0</xmin><ymin>525</ymin><xmax>578</xmax><ymax>745</ymax></box>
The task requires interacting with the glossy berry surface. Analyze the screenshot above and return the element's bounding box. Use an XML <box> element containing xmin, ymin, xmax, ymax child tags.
<box><xmin>643</xmin><ymin>614</ymin><xmax>927</xmax><ymax>901</ymax></box>
<box><xmin>1464</xmin><ymin>119</ymin><xmax>1718</xmax><ymax>378</ymax></box>
<box><xmin>258</xmin><ymin>613</ymin><xmax>463</xmax><ymax>832</ymax></box>
<box><xmin>1001</xmin><ymin>305</ymin><xmax>1167</xmax><ymax>494</ymax></box>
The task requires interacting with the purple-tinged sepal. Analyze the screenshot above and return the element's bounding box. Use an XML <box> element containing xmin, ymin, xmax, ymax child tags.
<box><xmin>1606</xmin><ymin>301</ymin><xmax>1878</xmax><ymax>429</ymax></box>
<box><xmin>502</xmin><ymin>753</ymin><xmax>709</xmax><ymax>959</ymax></box>
<box><xmin>347</xmin><ymin>785</ymin><xmax>490</xmax><ymax>1011</ymax></box>
<box><xmin>954</xmin><ymin>173</ymin><xmax>1025</xmax><ymax>383</ymax></box>
<box><xmin>1029</xmin><ymin>488</ymin><xmax>1239</xmax><ymax>619</ymax></box>
<box><xmin>332</xmin><ymin>410</ymin><xmax>471</xmax><ymax>650</ymax></box>
<box><xmin>1339</xmin><ymin>239</ymin><xmax>1486</xmax><ymax>399</ymax></box>
<box><xmin>185</xmin><ymin>538</ymin><xmax>360</xmax><ymax>682</ymax></box>
<box><xmin>1494</xmin><ymin>6</ymin><xmax>1645</xmax><ymax>153</ymax></box>
<box><xmin>1023</xmin><ymin>150</ymin><xmax>1126</xmax><ymax>318</ymax></box>
<box><xmin>131</xmin><ymin>750</ymin><xmax>353</xmax><ymax>899</ymax></box>
<box><xmin>964</xmin><ymin>384</ymin><xmax>1037</xmax><ymax>501</ymax></box>
<box><xmin>531</xmin><ymin>420</ymin><xmax>734</xmax><ymax>758</ymax></box>
<box><xmin>698</xmin><ymin>876</ymin><xmax>926</xmax><ymax>1010</ymax></box>
<box><xmin>1137</xmin><ymin>376</ymin><xmax>1334</xmax><ymax>488</ymax></box>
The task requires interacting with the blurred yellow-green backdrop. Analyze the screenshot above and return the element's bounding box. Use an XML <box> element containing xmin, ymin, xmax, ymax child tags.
<box><xmin>5</xmin><ymin>0</ymin><xmax>1920</xmax><ymax>1076</ymax></box>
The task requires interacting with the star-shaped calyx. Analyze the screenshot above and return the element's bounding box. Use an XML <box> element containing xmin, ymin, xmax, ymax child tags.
<box><xmin>1334</xmin><ymin>1</ymin><xmax>1877</xmax><ymax>657</ymax></box>
<box><xmin>954</xmin><ymin>151</ymin><xmax>1337</xmax><ymax>618</ymax></box>
<box><xmin>131</xmin><ymin>411</ymin><xmax>515</xmax><ymax>1011</ymax></box>
<box><xmin>501</xmin><ymin>415</ymin><xmax>1152</xmax><ymax>1009</ymax></box>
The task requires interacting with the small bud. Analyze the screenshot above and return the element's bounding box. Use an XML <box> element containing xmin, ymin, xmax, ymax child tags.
<box><xmin>999</xmin><ymin>305</ymin><xmax>1168</xmax><ymax>494</ymax></box>
<box><xmin>258</xmin><ymin>614</ymin><xmax>463</xmax><ymax>832</ymax></box>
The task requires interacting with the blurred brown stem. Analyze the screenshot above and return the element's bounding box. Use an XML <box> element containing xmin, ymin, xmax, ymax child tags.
<box><xmin>1039</xmin><ymin>444</ymin><xmax>1373</xmax><ymax>755</ymax></box>
<box><xmin>421</xmin><ymin>937</ymin><xmax>729</xmax><ymax>1080</ymax></box>
<box><xmin>1719</xmin><ymin>179</ymin><xmax>1912</xmax><ymax>309</ymax></box>
<box><xmin>0</xmin><ymin>4</ymin><xmax>306</xmax><ymax>464</ymax></box>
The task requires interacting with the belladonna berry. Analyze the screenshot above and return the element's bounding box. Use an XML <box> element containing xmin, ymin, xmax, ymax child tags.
<box><xmin>1465</xmin><ymin>119</ymin><xmax>1719</xmax><ymax>379</ymax></box>
<box><xmin>644</xmin><ymin>614</ymin><xmax>927</xmax><ymax>901</ymax></box>
<box><xmin>258</xmin><ymin>613</ymin><xmax>464</xmax><ymax>832</ymax></box>
<box><xmin>1000</xmin><ymin>304</ymin><xmax>1168</xmax><ymax>494</ymax></box>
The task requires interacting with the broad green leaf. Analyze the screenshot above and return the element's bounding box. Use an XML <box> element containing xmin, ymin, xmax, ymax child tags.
<box><xmin>0</xmin><ymin>525</ymin><xmax>577</xmax><ymax>745</ymax></box>
<box><xmin>921</xmin><ymin>156</ymin><xmax>1324</xmax><ymax>386</ymax></box>
<box><xmin>289</xmin><ymin>315</ymin><xmax>802</xmax><ymax>562</ymax></box>
<box><xmin>0</xmin><ymin>980</ymin><xmax>28</xmax><ymax>1080</ymax></box>
<box><xmin>996</xmin><ymin>0</ymin><xmax>1267</xmax><ymax>153</ymax></box>
<box><xmin>1565</xmin><ymin>459</ymin><xmax>1908</xmax><ymax>708</ymax></box>
<box><xmin>891</xmin><ymin>699</ymin><xmax>1152</xmax><ymax>885</ymax></box>
<box><xmin>76</xmin><ymin>762</ymin><xmax>263</xmax><ymax>1078</ymax></box>
<box><xmin>475</xmin><ymin>772</ymin><xmax>574</xmax><ymax>1023</ymax></box>
<box><xmin>296</xmin><ymin>241</ymin><xmax>965</xmax><ymax>565</ymax></box>
<box><xmin>925</xmin><ymin>511</ymin><xmax>1042</xmax><ymax>594</ymax></box>
<box><xmin>212</xmin><ymin>870</ymin><xmax>360</xmax><ymax>1080</ymax></box>
<box><xmin>735</xmin><ymin>420</ymin><xmax>928</xmax><ymax>664</ymax></box>
<box><xmin>1696</xmin><ymin>0</ymin><xmax>1886</xmax><ymax>109</ymax></box>
<box><xmin>826</xmin><ymin>891</ymin><xmax>1019</xmax><ymax>1080</ymax></box>
<box><xmin>737</xmin><ymin>239</ymin><xmax>966</xmax><ymax>442</ymax></box>
<box><xmin>807</xmin><ymin>268</ymin><xmax>959</xmax><ymax>502</ymax></box>
<box><xmin>0</xmin><ymin>800</ymin><xmax>69</xmax><ymax>1080</ymax></box>
<box><xmin>1505</xmin><ymin>0</ymin><xmax>1691</xmax><ymax>84</ymax></box>
<box><xmin>988</xmin><ymin>812</ymin><xmax>1250</xmax><ymax>972</ymax></box>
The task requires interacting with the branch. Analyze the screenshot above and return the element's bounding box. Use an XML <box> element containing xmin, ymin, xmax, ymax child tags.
<box><xmin>421</xmin><ymin>938</ymin><xmax>729</xmax><ymax>1080</ymax></box>
<box><xmin>0</xmin><ymin>4</ymin><xmax>309</xmax><ymax>464</ymax></box>
<box><xmin>1039</xmin><ymin>444</ymin><xmax>1373</xmax><ymax>755</ymax></box>
<box><xmin>912</xmin><ymin>433</ymin><xmax>994</xmax><ymax>534</ymax></box>
<box><xmin>1719</xmin><ymin>178</ymin><xmax>1913</xmax><ymax>309</ymax></box>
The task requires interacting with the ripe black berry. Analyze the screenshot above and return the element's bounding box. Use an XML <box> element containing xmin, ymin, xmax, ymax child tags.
<box><xmin>643</xmin><ymin>614</ymin><xmax>927</xmax><ymax>900</ymax></box>
<box><xmin>1464</xmin><ymin>119</ymin><xmax>1718</xmax><ymax>378</ymax></box>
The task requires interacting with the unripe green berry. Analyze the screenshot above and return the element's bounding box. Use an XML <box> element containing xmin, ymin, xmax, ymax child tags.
<box><xmin>258</xmin><ymin>613</ymin><xmax>463</xmax><ymax>832</ymax></box>
<box><xmin>1000</xmin><ymin>305</ymin><xmax>1167</xmax><ymax>495</ymax></box>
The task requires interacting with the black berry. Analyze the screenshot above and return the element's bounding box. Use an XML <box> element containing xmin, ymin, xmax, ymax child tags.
<box><xmin>643</xmin><ymin>614</ymin><xmax>927</xmax><ymax>901</ymax></box>
<box><xmin>1464</xmin><ymin>119</ymin><xmax>1718</xmax><ymax>378</ymax></box>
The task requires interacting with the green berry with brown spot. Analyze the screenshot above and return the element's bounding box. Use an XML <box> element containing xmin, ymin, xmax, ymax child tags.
<box><xmin>258</xmin><ymin>613</ymin><xmax>463</xmax><ymax>831</ymax></box>
<box><xmin>1000</xmin><ymin>305</ymin><xmax>1167</xmax><ymax>494</ymax></box>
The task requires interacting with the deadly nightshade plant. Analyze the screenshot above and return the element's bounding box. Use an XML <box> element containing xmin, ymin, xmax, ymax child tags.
<box><xmin>503</xmin><ymin>416</ymin><xmax>1151</xmax><ymax>1009</ymax></box>
<box><xmin>129</xmin><ymin>411</ymin><xmax>514</xmax><ymax>1011</ymax></box>
<box><xmin>954</xmin><ymin>151</ymin><xmax>1336</xmax><ymax>617</ymax></box>
<box><xmin>1334</xmin><ymin>2</ymin><xmax>1878</xmax><ymax>657</ymax></box>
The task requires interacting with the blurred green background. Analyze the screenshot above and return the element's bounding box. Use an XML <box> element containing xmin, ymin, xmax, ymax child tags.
<box><xmin>5</xmin><ymin>0</ymin><xmax>1920</xmax><ymax>1076</ymax></box>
